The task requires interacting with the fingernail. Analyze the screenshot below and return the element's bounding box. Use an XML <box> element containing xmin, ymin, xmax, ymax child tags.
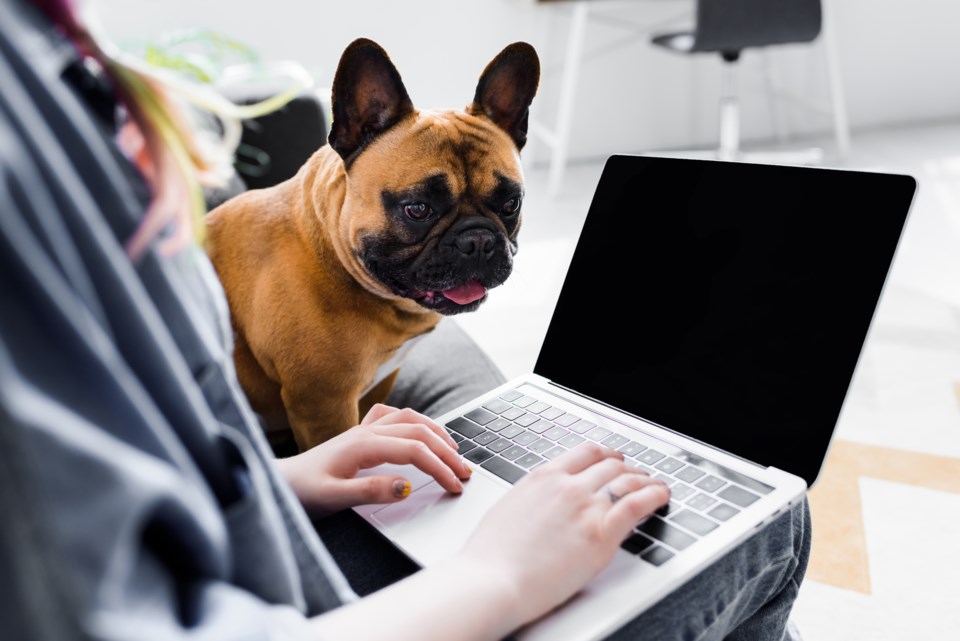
<box><xmin>393</xmin><ymin>479</ymin><xmax>412</xmax><ymax>498</ymax></box>
<box><xmin>462</xmin><ymin>457</ymin><xmax>473</xmax><ymax>475</ymax></box>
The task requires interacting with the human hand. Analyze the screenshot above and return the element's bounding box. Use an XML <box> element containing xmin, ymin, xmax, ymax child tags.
<box><xmin>276</xmin><ymin>404</ymin><xmax>472</xmax><ymax>515</ymax></box>
<box><xmin>457</xmin><ymin>444</ymin><xmax>670</xmax><ymax>628</ymax></box>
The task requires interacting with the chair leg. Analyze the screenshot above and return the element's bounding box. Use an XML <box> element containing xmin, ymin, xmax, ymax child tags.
<box><xmin>718</xmin><ymin>60</ymin><xmax>740</xmax><ymax>161</ymax></box>
<box><xmin>821</xmin><ymin>0</ymin><xmax>852</xmax><ymax>160</ymax></box>
<box><xmin>546</xmin><ymin>1</ymin><xmax>590</xmax><ymax>198</ymax></box>
<box><xmin>761</xmin><ymin>50</ymin><xmax>789</xmax><ymax>145</ymax></box>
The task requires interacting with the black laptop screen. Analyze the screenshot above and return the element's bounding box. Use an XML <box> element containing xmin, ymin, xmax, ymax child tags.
<box><xmin>534</xmin><ymin>155</ymin><xmax>916</xmax><ymax>487</ymax></box>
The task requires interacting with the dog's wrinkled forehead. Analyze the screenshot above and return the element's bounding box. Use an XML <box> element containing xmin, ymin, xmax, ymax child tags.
<box><xmin>348</xmin><ymin>110</ymin><xmax>524</xmax><ymax>208</ymax></box>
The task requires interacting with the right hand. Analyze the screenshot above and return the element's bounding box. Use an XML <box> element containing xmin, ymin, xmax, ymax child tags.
<box><xmin>457</xmin><ymin>444</ymin><xmax>670</xmax><ymax>628</ymax></box>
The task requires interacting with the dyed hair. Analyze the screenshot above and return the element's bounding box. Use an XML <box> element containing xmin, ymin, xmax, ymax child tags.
<box><xmin>32</xmin><ymin>0</ymin><xmax>312</xmax><ymax>259</ymax></box>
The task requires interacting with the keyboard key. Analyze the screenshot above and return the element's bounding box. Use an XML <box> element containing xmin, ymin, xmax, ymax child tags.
<box><xmin>585</xmin><ymin>426</ymin><xmax>613</xmax><ymax>442</ymax></box>
<box><xmin>633</xmin><ymin>464</ymin><xmax>657</xmax><ymax>475</ymax></box>
<box><xmin>686</xmin><ymin>493</ymin><xmax>718</xmax><ymax>511</ymax></box>
<box><xmin>515</xmin><ymin>452</ymin><xmax>544</xmax><ymax>468</ymax></box>
<box><xmin>655</xmin><ymin>457</ymin><xmax>684</xmax><ymax>474</ymax></box>
<box><xmin>528</xmin><ymin>438</ymin><xmax>554</xmax><ymax>454</ymax></box>
<box><xmin>669</xmin><ymin>510</ymin><xmax>720</xmax><ymax>536</ymax></box>
<box><xmin>669</xmin><ymin>483</ymin><xmax>695</xmax><ymax>501</ymax></box>
<box><xmin>718</xmin><ymin>485</ymin><xmax>760</xmax><ymax>507</ymax></box>
<box><xmin>482</xmin><ymin>398</ymin><xmax>513</xmax><ymax>414</ymax></box>
<box><xmin>543</xmin><ymin>426</ymin><xmax>570</xmax><ymax>441</ymax></box>
<box><xmin>569</xmin><ymin>420</ymin><xmax>596</xmax><ymax>434</ymax></box>
<box><xmin>500</xmin><ymin>407</ymin><xmax>525</xmax><ymax>421</ymax></box>
<box><xmin>601</xmin><ymin>433</ymin><xmax>629</xmax><ymax>449</ymax></box>
<box><xmin>695</xmin><ymin>475</ymin><xmax>727</xmax><ymax>493</ymax></box>
<box><xmin>621</xmin><ymin>532</ymin><xmax>655</xmax><ymax>555</ymax></box>
<box><xmin>637</xmin><ymin>516</ymin><xmax>697</xmax><ymax>551</ymax></box>
<box><xmin>499</xmin><ymin>425</ymin><xmax>524</xmax><ymax>439</ymax></box>
<box><xmin>512</xmin><ymin>395</ymin><xmax>537</xmax><ymax>408</ymax></box>
<box><xmin>675</xmin><ymin>466</ymin><xmax>706</xmax><ymax>483</ymax></box>
<box><xmin>653</xmin><ymin>473</ymin><xmax>676</xmax><ymax>487</ymax></box>
<box><xmin>544</xmin><ymin>445</ymin><xmax>568</xmax><ymax>460</ymax></box>
<box><xmin>640</xmin><ymin>546</ymin><xmax>675</xmax><ymax>567</ymax></box>
<box><xmin>528</xmin><ymin>419</ymin><xmax>554</xmax><ymax>434</ymax></box>
<box><xmin>472</xmin><ymin>431</ymin><xmax>498</xmax><ymax>446</ymax></box>
<box><xmin>447</xmin><ymin>431</ymin><xmax>465</xmax><ymax>444</ymax></box>
<box><xmin>514</xmin><ymin>413</ymin><xmax>539</xmax><ymax>427</ymax></box>
<box><xmin>637</xmin><ymin>449</ymin><xmax>666</xmax><ymax>465</ymax></box>
<box><xmin>464</xmin><ymin>408</ymin><xmax>497</xmax><ymax>425</ymax></box>
<box><xmin>501</xmin><ymin>445</ymin><xmax>527</xmax><ymax>460</ymax></box>
<box><xmin>481</xmin><ymin>457</ymin><xmax>526</xmax><ymax>484</ymax></box>
<box><xmin>655</xmin><ymin>500</ymin><xmax>682</xmax><ymax>518</ymax></box>
<box><xmin>485</xmin><ymin>418</ymin><xmax>512</xmax><ymax>433</ymax></box>
<box><xmin>458</xmin><ymin>440</ymin><xmax>477</xmax><ymax>454</ymax></box>
<box><xmin>513</xmin><ymin>431</ymin><xmax>538</xmax><ymax>446</ymax></box>
<box><xmin>447</xmin><ymin>417</ymin><xmax>484</xmax><ymax>439</ymax></box>
<box><xmin>540</xmin><ymin>407</ymin><xmax>564</xmax><ymax>421</ymax></box>
<box><xmin>708</xmin><ymin>503</ymin><xmax>740</xmax><ymax>522</ymax></box>
<box><xmin>555</xmin><ymin>413</ymin><xmax>581</xmax><ymax>427</ymax></box>
<box><xmin>618</xmin><ymin>441</ymin><xmax>647</xmax><ymax>457</ymax></box>
<box><xmin>527</xmin><ymin>401</ymin><xmax>551</xmax><ymax>414</ymax></box>
<box><xmin>499</xmin><ymin>389</ymin><xmax>523</xmax><ymax>402</ymax></box>
<box><xmin>487</xmin><ymin>438</ymin><xmax>513</xmax><ymax>453</ymax></box>
<box><xmin>465</xmin><ymin>447</ymin><xmax>494</xmax><ymax>464</ymax></box>
<box><xmin>558</xmin><ymin>433</ymin><xmax>585</xmax><ymax>448</ymax></box>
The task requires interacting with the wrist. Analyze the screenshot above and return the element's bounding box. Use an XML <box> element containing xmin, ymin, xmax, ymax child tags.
<box><xmin>443</xmin><ymin>552</ymin><xmax>529</xmax><ymax>638</ymax></box>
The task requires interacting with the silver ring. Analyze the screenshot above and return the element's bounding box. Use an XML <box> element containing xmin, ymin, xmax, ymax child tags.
<box><xmin>605</xmin><ymin>485</ymin><xmax>622</xmax><ymax>504</ymax></box>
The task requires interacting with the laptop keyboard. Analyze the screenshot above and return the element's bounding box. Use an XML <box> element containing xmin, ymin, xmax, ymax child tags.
<box><xmin>444</xmin><ymin>388</ymin><xmax>764</xmax><ymax>568</ymax></box>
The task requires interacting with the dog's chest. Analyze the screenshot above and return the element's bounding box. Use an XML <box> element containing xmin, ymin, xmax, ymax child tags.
<box><xmin>362</xmin><ymin>333</ymin><xmax>426</xmax><ymax>395</ymax></box>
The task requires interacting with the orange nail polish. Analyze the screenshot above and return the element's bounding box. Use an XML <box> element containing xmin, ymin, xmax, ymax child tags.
<box><xmin>394</xmin><ymin>479</ymin><xmax>412</xmax><ymax>498</ymax></box>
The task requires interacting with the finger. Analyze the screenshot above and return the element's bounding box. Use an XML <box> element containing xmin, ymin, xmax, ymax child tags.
<box><xmin>575</xmin><ymin>456</ymin><xmax>632</xmax><ymax>492</ymax></box>
<box><xmin>368</xmin><ymin>407</ymin><xmax>459</xmax><ymax>451</ymax></box>
<box><xmin>367</xmin><ymin>436</ymin><xmax>464</xmax><ymax>494</ymax></box>
<box><xmin>599</xmin><ymin>471</ymin><xmax>661</xmax><ymax>503</ymax></box>
<box><xmin>370</xmin><ymin>422</ymin><xmax>471</xmax><ymax>478</ymax></box>
<box><xmin>334</xmin><ymin>475</ymin><xmax>414</xmax><ymax>508</ymax></box>
<box><xmin>361</xmin><ymin>403</ymin><xmax>401</xmax><ymax>425</ymax></box>
<box><xmin>604</xmin><ymin>481</ymin><xmax>671</xmax><ymax>539</ymax></box>
<box><xmin>548</xmin><ymin>442</ymin><xmax>622</xmax><ymax>475</ymax></box>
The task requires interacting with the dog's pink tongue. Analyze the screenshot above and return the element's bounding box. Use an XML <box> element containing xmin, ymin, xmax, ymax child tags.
<box><xmin>443</xmin><ymin>281</ymin><xmax>487</xmax><ymax>305</ymax></box>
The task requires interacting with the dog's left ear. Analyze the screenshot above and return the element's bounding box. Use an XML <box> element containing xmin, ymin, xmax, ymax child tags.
<box><xmin>467</xmin><ymin>42</ymin><xmax>540</xmax><ymax>151</ymax></box>
<box><xmin>328</xmin><ymin>38</ymin><xmax>414</xmax><ymax>162</ymax></box>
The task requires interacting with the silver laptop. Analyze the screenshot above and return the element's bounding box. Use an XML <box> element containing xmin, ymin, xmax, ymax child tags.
<box><xmin>355</xmin><ymin>154</ymin><xmax>917</xmax><ymax>640</ymax></box>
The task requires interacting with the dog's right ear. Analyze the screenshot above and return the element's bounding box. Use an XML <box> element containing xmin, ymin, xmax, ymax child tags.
<box><xmin>328</xmin><ymin>38</ymin><xmax>414</xmax><ymax>163</ymax></box>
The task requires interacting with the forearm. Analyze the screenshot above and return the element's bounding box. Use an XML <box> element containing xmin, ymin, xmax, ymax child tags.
<box><xmin>312</xmin><ymin>554</ymin><xmax>524</xmax><ymax>641</ymax></box>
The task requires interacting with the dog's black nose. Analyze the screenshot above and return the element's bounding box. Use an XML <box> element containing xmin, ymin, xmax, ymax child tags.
<box><xmin>455</xmin><ymin>228</ymin><xmax>497</xmax><ymax>257</ymax></box>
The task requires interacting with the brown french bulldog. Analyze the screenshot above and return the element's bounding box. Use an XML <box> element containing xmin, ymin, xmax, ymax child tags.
<box><xmin>204</xmin><ymin>38</ymin><xmax>540</xmax><ymax>452</ymax></box>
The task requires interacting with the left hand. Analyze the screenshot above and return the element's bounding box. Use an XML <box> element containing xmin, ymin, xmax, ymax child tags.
<box><xmin>276</xmin><ymin>403</ymin><xmax>472</xmax><ymax>515</ymax></box>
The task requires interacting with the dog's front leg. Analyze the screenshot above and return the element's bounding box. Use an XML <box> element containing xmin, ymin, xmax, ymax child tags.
<box><xmin>280</xmin><ymin>380</ymin><xmax>363</xmax><ymax>452</ymax></box>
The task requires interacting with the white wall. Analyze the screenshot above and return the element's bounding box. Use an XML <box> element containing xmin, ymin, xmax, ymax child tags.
<box><xmin>90</xmin><ymin>0</ymin><xmax>960</xmax><ymax>163</ymax></box>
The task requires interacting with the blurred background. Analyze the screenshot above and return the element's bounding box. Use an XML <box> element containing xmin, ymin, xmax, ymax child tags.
<box><xmin>90</xmin><ymin>1</ymin><xmax>960</xmax><ymax>639</ymax></box>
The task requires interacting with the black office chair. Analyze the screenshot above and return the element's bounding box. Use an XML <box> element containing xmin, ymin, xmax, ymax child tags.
<box><xmin>651</xmin><ymin>0</ymin><xmax>823</xmax><ymax>163</ymax></box>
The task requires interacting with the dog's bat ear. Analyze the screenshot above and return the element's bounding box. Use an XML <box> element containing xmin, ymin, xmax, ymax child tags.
<box><xmin>468</xmin><ymin>42</ymin><xmax>540</xmax><ymax>151</ymax></box>
<box><xmin>328</xmin><ymin>38</ymin><xmax>414</xmax><ymax>162</ymax></box>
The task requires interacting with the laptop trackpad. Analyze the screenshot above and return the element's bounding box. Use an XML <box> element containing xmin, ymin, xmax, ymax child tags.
<box><xmin>372</xmin><ymin>473</ymin><xmax>508</xmax><ymax>567</ymax></box>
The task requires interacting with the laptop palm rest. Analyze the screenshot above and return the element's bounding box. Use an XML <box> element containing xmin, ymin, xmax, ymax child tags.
<box><xmin>370</xmin><ymin>472</ymin><xmax>507</xmax><ymax>566</ymax></box>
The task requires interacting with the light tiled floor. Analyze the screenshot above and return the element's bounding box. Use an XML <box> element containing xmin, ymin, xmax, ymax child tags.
<box><xmin>456</xmin><ymin>121</ymin><xmax>960</xmax><ymax>640</ymax></box>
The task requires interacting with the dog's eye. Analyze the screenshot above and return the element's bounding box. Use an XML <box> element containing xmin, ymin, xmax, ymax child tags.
<box><xmin>501</xmin><ymin>198</ymin><xmax>521</xmax><ymax>216</ymax></box>
<box><xmin>403</xmin><ymin>203</ymin><xmax>433</xmax><ymax>221</ymax></box>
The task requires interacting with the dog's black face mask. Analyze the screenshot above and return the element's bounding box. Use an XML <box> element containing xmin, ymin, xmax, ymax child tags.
<box><xmin>360</xmin><ymin>171</ymin><xmax>522</xmax><ymax>316</ymax></box>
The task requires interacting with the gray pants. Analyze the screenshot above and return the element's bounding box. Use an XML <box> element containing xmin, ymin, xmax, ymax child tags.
<box><xmin>315</xmin><ymin>319</ymin><xmax>811</xmax><ymax>641</ymax></box>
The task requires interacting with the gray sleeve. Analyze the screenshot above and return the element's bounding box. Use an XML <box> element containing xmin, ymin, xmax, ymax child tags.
<box><xmin>0</xmin><ymin>367</ymin><xmax>318</xmax><ymax>641</ymax></box>
<box><xmin>0</xmin><ymin>2</ymin><xmax>342</xmax><ymax>637</ymax></box>
<box><xmin>0</xmin><ymin>133</ymin><xmax>321</xmax><ymax>641</ymax></box>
